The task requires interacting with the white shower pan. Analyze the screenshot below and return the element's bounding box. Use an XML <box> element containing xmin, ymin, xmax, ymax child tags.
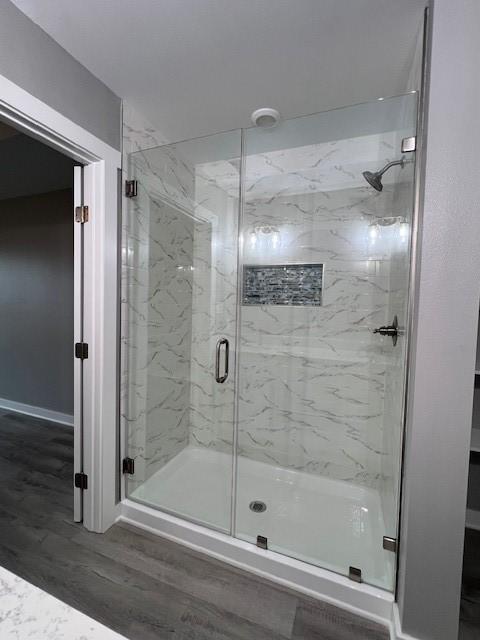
<box><xmin>119</xmin><ymin>446</ymin><xmax>395</xmax><ymax>625</ymax></box>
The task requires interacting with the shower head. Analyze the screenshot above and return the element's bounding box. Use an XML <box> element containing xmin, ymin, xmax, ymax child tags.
<box><xmin>362</xmin><ymin>156</ymin><xmax>406</xmax><ymax>192</ymax></box>
<box><xmin>362</xmin><ymin>170</ymin><xmax>384</xmax><ymax>192</ymax></box>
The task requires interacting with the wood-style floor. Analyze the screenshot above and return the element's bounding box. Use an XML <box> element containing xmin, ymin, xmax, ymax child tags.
<box><xmin>0</xmin><ymin>409</ymin><xmax>389</xmax><ymax>640</ymax></box>
<box><xmin>460</xmin><ymin>528</ymin><xmax>480</xmax><ymax>639</ymax></box>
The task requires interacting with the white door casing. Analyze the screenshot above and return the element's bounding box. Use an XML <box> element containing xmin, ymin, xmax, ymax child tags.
<box><xmin>73</xmin><ymin>164</ymin><xmax>83</xmax><ymax>522</ymax></box>
<box><xmin>0</xmin><ymin>72</ymin><xmax>121</xmax><ymax>532</ymax></box>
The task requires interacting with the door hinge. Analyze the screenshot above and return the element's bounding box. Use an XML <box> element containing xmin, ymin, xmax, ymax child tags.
<box><xmin>75</xmin><ymin>205</ymin><xmax>89</xmax><ymax>223</ymax></box>
<box><xmin>74</xmin><ymin>472</ymin><xmax>88</xmax><ymax>490</ymax></box>
<box><xmin>383</xmin><ymin>536</ymin><xmax>397</xmax><ymax>553</ymax></box>
<box><xmin>401</xmin><ymin>136</ymin><xmax>416</xmax><ymax>153</ymax></box>
<box><xmin>125</xmin><ymin>180</ymin><xmax>138</xmax><ymax>198</ymax></box>
<box><xmin>75</xmin><ymin>342</ymin><xmax>88</xmax><ymax>360</ymax></box>
<box><xmin>122</xmin><ymin>457</ymin><xmax>135</xmax><ymax>475</ymax></box>
<box><xmin>349</xmin><ymin>566</ymin><xmax>362</xmax><ymax>583</ymax></box>
<box><xmin>256</xmin><ymin>535</ymin><xmax>268</xmax><ymax>550</ymax></box>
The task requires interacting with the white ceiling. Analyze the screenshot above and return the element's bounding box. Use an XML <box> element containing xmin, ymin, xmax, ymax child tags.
<box><xmin>11</xmin><ymin>0</ymin><xmax>425</xmax><ymax>142</ymax></box>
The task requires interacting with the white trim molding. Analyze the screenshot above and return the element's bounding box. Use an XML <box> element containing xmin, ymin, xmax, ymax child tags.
<box><xmin>0</xmin><ymin>72</ymin><xmax>121</xmax><ymax>533</ymax></box>
<box><xmin>396</xmin><ymin>2</ymin><xmax>480</xmax><ymax>638</ymax></box>
<box><xmin>0</xmin><ymin>397</ymin><xmax>73</xmax><ymax>427</ymax></box>
<box><xmin>390</xmin><ymin>604</ymin><xmax>420</xmax><ymax>640</ymax></box>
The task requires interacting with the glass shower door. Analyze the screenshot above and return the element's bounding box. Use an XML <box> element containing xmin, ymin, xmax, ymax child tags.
<box><xmin>123</xmin><ymin>130</ymin><xmax>241</xmax><ymax>533</ymax></box>
<box><xmin>122</xmin><ymin>94</ymin><xmax>418</xmax><ymax>593</ymax></box>
<box><xmin>233</xmin><ymin>94</ymin><xmax>417</xmax><ymax>590</ymax></box>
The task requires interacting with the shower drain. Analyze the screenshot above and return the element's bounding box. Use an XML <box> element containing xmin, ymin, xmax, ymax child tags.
<box><xmin>249</xmin><ymin>500</ymin><xmax>267</xmax><ymax>513</ymax></box>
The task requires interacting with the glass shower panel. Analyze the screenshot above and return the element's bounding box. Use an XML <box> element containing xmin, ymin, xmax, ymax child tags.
<box><xmin>124</xmin><ymin>130</ymin><xmax>241</xmax><ymax>533</ymax></box>
<box><xmin>234</xmin><ymin>94</ymin><xmax>417</xmax><ymax>590</ymax></box>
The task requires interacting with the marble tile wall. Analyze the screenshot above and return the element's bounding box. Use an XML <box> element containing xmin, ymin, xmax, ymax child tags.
<box><xmin>231</xmin><ymin>125</ymin><xmax>415</xmax><ymax>490</ymax></box>
<box><xmin>188</xmin><ymin>169</ymin><xmax>239</xmax><ymax>454</ymax></box>
<box><xmin>187</xmin><ymin>128</ymin><xmax>412</xmax><ymax>489</ymax></box>
<box><xmin>123</xmin><ymin>110</ymin><xmax>239</xmax><ymax>485</ymax></box>
<box><xmin>144</xmin><ymin>197</ymin><xmax>194</xmax><ymax>475</ymax></box>
<box><xmin>236</xmin><ymin>183</ymin><xmax>393</xmax><ymax>487</ymax></box>
<box><xmin>122</xmin><ymin>104</ymin><xmax>172</xmax><ymax>488</ymax></box>
<box><xmin>122</xmin><ymin>100</ymin><xmax>415</xmax><ymax>498</ymax></box>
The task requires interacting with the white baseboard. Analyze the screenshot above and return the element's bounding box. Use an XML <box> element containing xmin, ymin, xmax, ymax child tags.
<box><xmin>390</xmin><ymin>603</ymin><xmax>420</xmax><ymax>640</ymax></box>
<box><xmin>0</xmin><ymin>397</ymin><xmax>73</xmax><ymax>427</ymax></box>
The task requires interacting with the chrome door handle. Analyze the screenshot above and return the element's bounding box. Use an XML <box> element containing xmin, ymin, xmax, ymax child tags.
<box><xmin>215</xmin><ymin>338</ymin><xmax>229</xmax><ymax>383</ymax></box>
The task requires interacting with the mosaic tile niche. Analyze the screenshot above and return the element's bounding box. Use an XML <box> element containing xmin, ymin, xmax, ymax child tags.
<box><xmin>242</xmin><ymin>263</ymin><xmax>324</xmax><ymax>306</ymax></box>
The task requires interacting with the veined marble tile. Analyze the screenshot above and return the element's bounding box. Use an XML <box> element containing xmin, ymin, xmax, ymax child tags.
<box><xmin>122</xmin><ymin>106</ymin><xmax>413</xmax><ymax>501</ymax></box>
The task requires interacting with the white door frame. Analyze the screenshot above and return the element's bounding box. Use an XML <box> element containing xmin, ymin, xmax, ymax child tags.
<box><xmin>0</xmin><ymin>73</ymin><xmax>121</xmax><ymax>532</ymax></box>
<box><xmin>73</xmin><ymin>164</ymin><xmax>83</xmax><ymax>523</ymax></box>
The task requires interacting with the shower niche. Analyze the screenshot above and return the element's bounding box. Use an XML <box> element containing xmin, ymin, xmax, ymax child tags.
<box><xmin>242</xmin><ymin>263</ymin><xmax>324</xmax><ymax>306</ymax></box>
<box><xmin>122</xmin><ymin>92</ymin><xmax>418</xmax><ymax>593</ymax></box>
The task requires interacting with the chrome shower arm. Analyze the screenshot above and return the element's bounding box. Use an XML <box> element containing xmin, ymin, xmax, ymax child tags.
<box><xmin>377</xmin><ymin>156</ymin><xmax>405</xmax><ymax>177</ymax></box>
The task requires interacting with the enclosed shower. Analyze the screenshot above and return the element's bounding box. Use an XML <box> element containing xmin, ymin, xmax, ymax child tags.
<box><xmin>122</xmin><ymin>92</ymin><xmax>418</xmax><ymax>593</ymax></box>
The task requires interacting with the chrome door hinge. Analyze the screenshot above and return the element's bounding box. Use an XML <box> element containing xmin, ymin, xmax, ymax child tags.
<box><xmin>74</xmin><ymin>472</ymin><xmax>88</xmax><ymax>490</ymax></box>
<box><xmin>125</xmin><ymin>180</ymin><xmax>138</xmax><ymax>198</ymax></box>
<box><xmin>401</xmin><ymin>136</ymin><xmax>416</xmax><ymax>153</ymax></box>
<box><xmin>383</xmin><ymin>536</ymin><xmax>397</xmax><ymax>553</ymax></box>
<box><xmin>75</xmin><ymin>205</ymin><xmax>89</xmax><ymax>223</ymax></box>
<box><xmin>75</xmin><ymin>342</ymin><xmax>88</xmax><ymax>360</ymax></box>
<box><xmin>256</xmin><ymin>535</ymin><xmax>268</xmax><ymax>550</ymax></box>
<box><xmin>349</xmin><ymin>566</ymin><xmax>362</xmax><ymax>583</ymax></box>
<box><xmin>122</xmin><ymin>457</ymin><xmax>135</xmax><ymax>475</ymax></box>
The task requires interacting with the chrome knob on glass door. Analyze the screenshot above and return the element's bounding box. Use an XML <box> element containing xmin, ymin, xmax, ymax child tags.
<box><xmin>215</xmin><ymin>338</ymin><xmax>229</xmax><ymax>383</ymax></box>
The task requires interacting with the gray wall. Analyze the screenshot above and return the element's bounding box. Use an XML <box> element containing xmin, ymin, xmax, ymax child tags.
<box><xmin>397</xmin><ymin>1</ymin><xmax>480</xmax><ymax>638</ymax></box>
<box><xmin>0</xmin><ymin>132</ymin><xmax>76</xmax><ymax>200</ymax></box>
<box><xmin>0</xmin><ymin>189</ymin><xmax>74</xmax><ymax>416</ymax></box>
<box><xmin>0</xmin><ymin>0</ymin><xmax>121</xmax><ymax>150</ymax></box>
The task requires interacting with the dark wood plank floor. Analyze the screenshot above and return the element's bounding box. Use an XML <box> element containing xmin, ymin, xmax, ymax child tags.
<box><xmin>460</xmin><ymin>528</ymin><xmax>480</xmax><ymax>639</ymax></box>
<box><xmin>0</xmin><ymin>410</ymin><xmax>389</xmax><ymax>640</ymax></box>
